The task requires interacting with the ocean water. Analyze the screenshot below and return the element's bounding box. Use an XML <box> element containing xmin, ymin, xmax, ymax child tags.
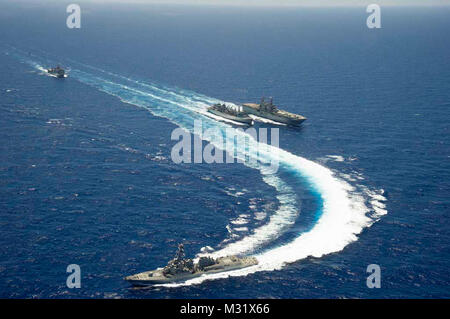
<box><xmin>0</xmin><ymin>3</ymin><xmax>449</xmax><ymax>298</ymax></box>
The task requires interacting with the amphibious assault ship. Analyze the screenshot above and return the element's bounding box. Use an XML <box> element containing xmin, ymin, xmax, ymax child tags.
<box><xmin>125</xmin><ymin>244</ymin><xmax>258</xmax><ymax>286</ymax></box>
<box><xmin>207</xmin><ymin>103</ymin><xmax>253</xmax><ymax>125</ymax></box>
<box><xmin>46</xmin><ymin>66</ymin><xmax>66</xmax><ymax>78</ymax></box>
<box><xmin>242</xmin><ymin>97</ymin><xmax>306</xmax><ymax>126</ymax></box>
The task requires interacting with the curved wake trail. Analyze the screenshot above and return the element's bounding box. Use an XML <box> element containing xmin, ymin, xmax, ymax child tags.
<box><xmin>9</xmin><ymin>49</ymin><xmax>387</xmax><ymax>287</ymax></box>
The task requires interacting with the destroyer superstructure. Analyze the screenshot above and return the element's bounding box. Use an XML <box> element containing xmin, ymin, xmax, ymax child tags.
<box><xmin>125</xmin><ymin>244</ymin><xmax>258</xmax><ymax>286</ymax></box>
<box><xmin>46</xmin><ymin>66</ymin><xmax>66</xmax><ymax>78</ymax></box>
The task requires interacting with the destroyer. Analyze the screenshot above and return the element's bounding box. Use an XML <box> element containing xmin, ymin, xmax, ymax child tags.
<box><xmin>207</xmin><ymin>103</ymin><xmax>253</xmax><ymax>125</ymax></box>
<box><xmin>46</xmin><ymin>66</ymin><xmax>66</xmax><ymax>78</ymax></box>
<box><xmin>242</xmin><ymin>97</ymin><xmax>306</xmax><ymax>126</ymax></box>
<box><xmin>125</xmin><ymin>244</ymin><xmax>258</xmax><ymax>286</ymax></box>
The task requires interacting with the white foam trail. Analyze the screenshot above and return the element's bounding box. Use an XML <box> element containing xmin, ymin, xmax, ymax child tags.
<box><xmin>64</xmin><ymin>63</ymin><xmax>387</xmax><ymax>286</ymax></box>
<box><xmin>200</xmin><ymin>246</ymin><xmax>214</xmax><ymax>253</ymax></box>
<box><xmin>54</xmin><ymin>65</ymin><xmax>304</xmax><ymax>259</ymax></box>
<box><xmin>249</xmin><ymin>114</ymin><xmax>287</xmax><ymax>126</ymax></box>
<box><xmin>160</xmin><ymin>144</ymin><xmax>387</xmax><ymax>287</ymax></box>
<box><xmin>326</xmin><ymin>155</ymin><xmax>345</xmax><ymax>162</ymax></box>
<box><xmin>11</xmin><ymin>50</ymin><xmax>388</xmax><ymax>287</ymax></box>
<box><xmin>202</xmin><ymin>109</ymin><xmax>250</xmax><ymax>126</ymax></box>
<box><xmin>230</xmin><ymin>216</ymin><xmax>249</xmax><ymax>225</ymax></box>
<box><xmin>205</xmin><ymin>173</ymin><xmax>298</xmax><ymax>258</ymax></box>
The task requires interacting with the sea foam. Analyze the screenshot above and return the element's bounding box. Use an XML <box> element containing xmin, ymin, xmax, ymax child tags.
<box><xmin>11</xmin><ymin>49</ymin><xmax>387</xmax><ymax>287</ymax></box>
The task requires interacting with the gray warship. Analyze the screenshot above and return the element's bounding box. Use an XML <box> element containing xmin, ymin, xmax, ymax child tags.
<box><xmin>207</xmin><ymin>103</ymin><xmax>253</xmax><ymax>125</ymax></box>
<box><xmin>46</xmin><ymin>66</ymin><xmax>66</xmax><ymax>78</ymax></box>
<box><xmin>242</xmin><ymin>97</ymin><xmax>306</xmax><ymax>126</ymax></box>
<box><xmin>125</xmin><ymin>244</ymin><xmax>258</xmax><ymax>286</ymax></box>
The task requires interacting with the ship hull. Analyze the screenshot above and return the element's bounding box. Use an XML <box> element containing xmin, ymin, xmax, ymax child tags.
<box><xmin>126</xmin><ymin>271</ymin><xmax>199</xmax><ymax>285</ymax></box>
<box><xmin>207</xmin><ymin>108</ymin><xmax>253</xmax><ymax>125</ymax></box>
<box><xmin>242</xmin><ymin>104</ymin><xmax>306</xmax><ymax>126</ymax></box>
<box><xmin>46</xmin><ymin>69</ymin><xmax>65</xmax><ymax>78</ymax></box>
<box><xmin>47</xmin><ymin>71</ymin><xmax>65</xmax><ymax>78</ymax></box>
<box><xmin>125</xmin><ymin>257</ymin><xmax>258</xmax><ymax>286</ymax></box>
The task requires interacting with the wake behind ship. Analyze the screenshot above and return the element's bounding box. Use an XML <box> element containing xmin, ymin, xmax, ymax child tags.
<box><xmin>125</xmin><ymin>244</ymin><xmax>258</xmax><ymax>286</ymax></box>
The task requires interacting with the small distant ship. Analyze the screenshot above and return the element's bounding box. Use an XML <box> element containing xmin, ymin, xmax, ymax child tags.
<box><xmin>46</xmin><ymin>66</ymin><xmax>66</xmax><ymax>78</ymax></box>
<box><xmin>207</xmin><ymin>103</ymin><xmax>253</xmax><ymax>125</ymax></box>
<box><xmin>242</xmin><ymin>97</ymin><xmax>306</xmax><ymax>126</ymax></box>
<box><xmin>125</xmin><ymin>244</ymin><xmax>258</xmax><ymax>286</ymax></box>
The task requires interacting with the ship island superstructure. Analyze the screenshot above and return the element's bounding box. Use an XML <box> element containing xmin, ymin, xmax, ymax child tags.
<box><xmin>242</xmin><ymin>97</ymin><xmax>306</xmax><ymax>126</ymax></box>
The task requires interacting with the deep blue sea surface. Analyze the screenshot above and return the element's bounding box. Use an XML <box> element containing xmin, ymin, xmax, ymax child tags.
<box><xmin>0</xmin><ymin>2</ymin><xmax>449</xmax><ymax>298</ymax></box>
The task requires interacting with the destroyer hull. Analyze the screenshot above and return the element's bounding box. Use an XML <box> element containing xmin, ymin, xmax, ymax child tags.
<box><xmin>125</xmin><ymin>257</ymin><xmax>258</xmax><ymax>286</ymax></box>
<box><xmin>125</xmin><ymin>271</ymin><xmax>199</xmax><ymax>285</ymax></box>
<box><xmin>48</xmin><ymin>73</ymin><xmax>65</xmax><ymax>78</ymax></box>
<box><xmin>46</xmin><ymin>70</ymin><xmax>65</xmax><ymax>78</ymax></box>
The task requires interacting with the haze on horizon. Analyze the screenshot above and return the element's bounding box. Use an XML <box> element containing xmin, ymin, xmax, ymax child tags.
<box><xmin>26</xmin><ymin>0</ymin><xmax>450</xmax><ymax>7</ymax></box>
